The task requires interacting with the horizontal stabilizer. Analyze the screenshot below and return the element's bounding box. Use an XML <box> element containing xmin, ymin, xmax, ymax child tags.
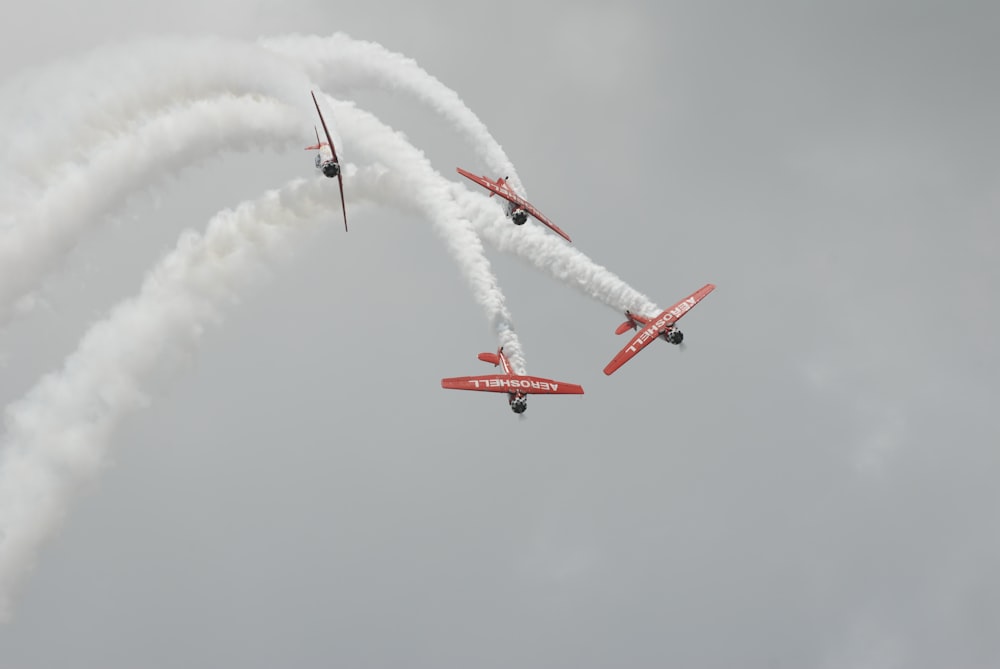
<box><xmin>615</xmin><ymin>321</ymin><xmax>635</xmax><ymax>335</ymax></box>
<box><xmin>478</xmin><ymin>352</ymin><xmax>500</xmax><ymax>365</ymax></box>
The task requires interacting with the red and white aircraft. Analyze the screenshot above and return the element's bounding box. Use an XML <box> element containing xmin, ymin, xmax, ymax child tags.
<box><xmin>456</xmin><ymin>167</ymin><xmax>572</xmax><ymax>243</ymax></box>
<box><xmin>441</xmin><ymin>347</ymin><xmax>584</xmax><ymax>414</ymax></box>
<box><xmin>305</xmin><ymin>90</ymin><xmax>348</xmax><ymax>231</ymax></box>
<box><xmin>603</xmin><ymin>283</ymin><xmax>716</xmax><ymax>376</ymax></box>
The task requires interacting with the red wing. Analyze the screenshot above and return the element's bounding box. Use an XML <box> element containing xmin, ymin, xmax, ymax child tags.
<box><xmin>441</xmin><ymin>375</ymin><xmax>584</xmax><ymax>395</ymax></box>
<box><xmin>603</xmin><ymin>283</ymin><xmax>716</xmax><ymax>375</ymax></box>
<box><xmin>522</xmin><ymin>203</ymin><xmax>572</xmax><ymax>242</ymax></box>
<box><xmin>311</xmin><ymin>91</ymin><xmax>340</xmax><ymax>164</ymax></box>
<box><xmin>602</xmin><ymin>328</ymin><xmax>662</xmax><ymax>376</ymax></box>
<box><xmin>311</xmin><ymin>91</ymin><xmax>347</xmax><ymax>231</ymax></box>
<box><xmin>456</xmin><ymin>167</ymin><xmax>571</xmax><ymax>242</ymax></box>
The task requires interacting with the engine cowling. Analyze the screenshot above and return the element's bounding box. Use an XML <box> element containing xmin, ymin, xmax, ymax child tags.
<box><xmin>321</xmin><ymin>161</ymin><xmax>341</xmax><ymax>178</ymax></box>
<box><xmin>665</xmin><ymin>328</ymin><xmax>684</xmax><ymax>345</ymax></box>
<box><xmin>510</xmin><ymin>394</ymin><xmax>528</xmax><ymax>414</ymax></box>
<box><xmin>512</xmin><ymin>209</ymin><xmax>528</xmax><ymax>225</ymax></box>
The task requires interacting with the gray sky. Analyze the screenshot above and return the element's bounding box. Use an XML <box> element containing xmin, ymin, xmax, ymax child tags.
<box><xmin>1</xmin><ymin>1</ymin><xmax>999</xmax><ymax>667</ymax></box>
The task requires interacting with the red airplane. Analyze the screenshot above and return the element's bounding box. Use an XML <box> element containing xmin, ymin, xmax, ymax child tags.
<box><xmin>456</xmin><ymin>167</ymin><xmax>572</xmax><ymax>243</ymax></box>
<box><xmin>604</xmin><ymin>283</ymin><xmax>716</xmax><ymax>376</ymax></box>
<box><xmin>441</xmin><ymin>347</ymin><xmax>584</xmax><ymax>414</ymax></box>
<box><xmin>306</xmin><ymin>90</ymin><xmax>348</xmax><ymax>231</ymax></box>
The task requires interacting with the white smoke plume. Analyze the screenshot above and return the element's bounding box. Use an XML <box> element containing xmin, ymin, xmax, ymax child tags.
<box><xmin>0</xmin><ymin>34</ymin><xmax>665</xmax><ymax>618</ymax></box>
<box><xmin>0</xmin><ymin>175</ymin><xmax>332</xmax><ymax>620</ymax></box>
<box><xmin>0</xmin><ymin>37</ymin><xmax>312</xmax><ymax>195</ymax></box>
<box><xmin>0</xmin><ymin>95</ymin><xmax>302</xmax><ymax>325</ymax></box>
<box><xmin>263</xmin><ymin>33</ymin><xmax>657</xmax><ymax>316</ymax></box>
<box><xmin>2</xmin><ymin>33</ymin><xmax>654</xmax><ymax>328</ymax></box>
<box><xmin>0</xmin><ymin>74</ymin><xmax>547</xmax><ymax>613</ymax></box>
<box><xmin>455</xmin><ymin>186</ymin><xmax>660</xmax><ymax>316</ymax></box>
<box><xmin>261</xmin><ymin>33</ymin><xmax>525</xmax><ymax>195</ymax></box>
<box><xmin>322</xmin><ymin>93</ymin><xmax>525</xmax><ymax>372</ymax></box>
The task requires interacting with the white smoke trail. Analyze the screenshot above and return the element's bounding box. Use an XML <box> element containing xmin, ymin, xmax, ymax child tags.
<box><xmin>0</xmin><ymin>37</ymin><xmax>312</xmax><ymax>197</ymax></box>
<box><xmin>261</xmin><ymin>33</ymin><xmax>525</xmax><ymax>195</ymax></box>
<box><xmin>324</xmin><ymin>94</ymin><xmax>525</xmax><ymax>372</ymax></box>
<box><xmin>0</xmin><ymin>81</ymin><xmax>539</xmax><ymax>610</ymax></box>
<box><xmin>262</xmin><ymin>33</ymin><xmax>658</xmax><ymax>317</ymax></box>
<box><xmin>0</xmin><ymin>32</ymin><xmax>663</xmax><ymax>621</ymax></box>
<box><xmin>0</xmin><ymin>174</ymin><xmax>332</xmax><ymax>621</ymax></box>
<box><xmin>0</xmin><ymin>34</ymin><xmax>658</xmax><ymax>619</ymax></box>
<box><xmin>0</xmin><ymin>78</ymin><xmax>524</xmax><ymax>370</ymax></box>
<box><xmin>3</xmin><ymin>34</ymin><xmax>653</xmax><ymax>329</ymax></box>
<box><xmin>0</xmin><ymin>143</ymin><xmax>533</xmax><ymax>618</ymax></box>
<box><xmin>454</xmin><ymin>186</ymin><xmax>660</xmax><ymax>315</ymax></box>
<box><xmin>0</xmin><ymin>34</ymin><xmax>527</xmax><ymax>337</ymax></box>
<box><xmin>0</xmin><ymin>95</ymin><xmax>303</xmax><ymax>325</ymax></box>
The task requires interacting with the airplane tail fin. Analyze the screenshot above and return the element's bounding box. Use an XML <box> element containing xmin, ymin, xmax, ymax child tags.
<box><xmin>487</xmin><ymin>176</ymin><xmax>508</xmax><ymax>197</ymax></box>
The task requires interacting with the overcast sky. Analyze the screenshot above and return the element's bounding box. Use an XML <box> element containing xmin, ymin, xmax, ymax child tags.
<box><xmin>1</xmin><ymin>1</ymin><xmax>998</xmax><ymax>668</ymax></box>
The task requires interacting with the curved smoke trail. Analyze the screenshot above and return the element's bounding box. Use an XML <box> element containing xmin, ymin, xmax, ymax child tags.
<box><xmin>0</xmin><ymin>138</ymin><xmax>519</xmax><ymax>619</ymax></box>
<box><xmin>263</xmin><ymin>33</ymin><xmax>657</xmax><ymax>314</ymax></box>
<box><xmin>260</xmin><ymin>32</ymin><xmax>525</xmax><ymax>195</ymax></box>
<box><xmin>0</xmin><ymin>37</ymin><xmax>312</xmax><ymax>195</ymax></box>
<box><xmin>2</xmin><ymin>34</ymin><xmax>654</xmax><ymax>327</ymax></box>
<box><xmin>0</xmin><ymin>33</ymin><xmax>664</xmax><ymax>617</ymax></box>
<box><xmin>0</xmin><ymin>95</ymin><xmax>303</xmax><ymax>325</ymax></box>
<box><xmin>0</xmin><ymin>76</ymin><xmax>542</xmax><ymax>615</ymax></box>
<box><xmin>0</xmin><ymin>175</ymin><xmax>331</xmax><ymax>620</ymax></box>
<box><xmin>323</xmin><ymin>93</ymin><xmax>525</xmax><ymax>372</ymax></box>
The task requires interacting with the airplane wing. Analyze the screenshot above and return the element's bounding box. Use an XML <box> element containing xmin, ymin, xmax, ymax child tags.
<box><xmin>519</xmin><ymin>201</ymin><xmax>572</xmax><ymax>243</ymax></box>
<box><xmin>311</xmin><ymin>91</ymin><xmax>339</xmax><ymax>163</ymax></box>
<box><xmin>311</xmin><ymin>90</ymin><xmax>348</xmax><ymax>232</ymax></box>
<box><xmin>603</xmin><ymin>283</ymin><xmax>716</xmax><ymax>375</ymax></box>
<box><xmin>441</xmin><ymin>375</ymin><xmax>584</xmax><ymax>395</ymax></box>
<box><xmin>455</xmin><ymin>167</ymin><xmax>571</xmax><ymax>242</ymax></box>
<box><xmin>336</xmin><ymin>171</ymin><xmax>348</xmax><ymax>232</ymax></box>
<box><xmin>456</xmin><ymin>167</ymin><xmax>506</xmax><ymax>196</ymax></box>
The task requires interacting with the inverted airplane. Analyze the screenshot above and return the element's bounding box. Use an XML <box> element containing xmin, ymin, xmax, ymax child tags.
<box><xmin>305</xmin><ymin>90</ymin><xmax>348</xmax><ymax>231</ymax></box>
<box><xmin>604</xmin><ymin>283</ymin><xmax>716</xmax><ymax>375</ymax></box>
<box><xmin>456</xmin><ymin>167</ymin><xmax>572</xmax><ymax>243</ymax></box>
<box><xmin>441</xmin><ymin>347</ymin><xmax>584</xmax><ymax>414</ymax></box>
